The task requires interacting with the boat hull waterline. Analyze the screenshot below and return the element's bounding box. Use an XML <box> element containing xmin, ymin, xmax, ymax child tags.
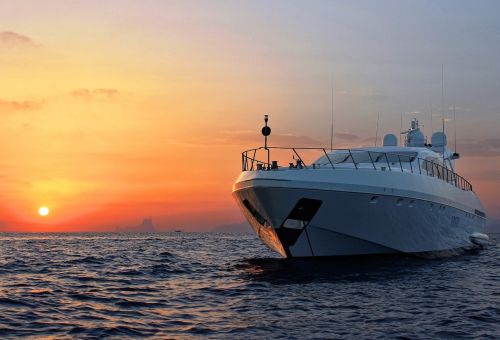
<box><xmin>233</xmin><ymin>174</ymin><xmax>486</xmax><ymax>258</ymax></box>
<box><xmin>233</xmin><ymin>117</ymin><xmax>487</xmax><ymax>258</ymax></box>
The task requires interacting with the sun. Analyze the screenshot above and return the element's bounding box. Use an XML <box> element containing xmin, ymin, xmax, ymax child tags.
<box><xmin>38</xmin><ymin>206</ymin><xmax>50</xmax><ymax>216</ymax></box>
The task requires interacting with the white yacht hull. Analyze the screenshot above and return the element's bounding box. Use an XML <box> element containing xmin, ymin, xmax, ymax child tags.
<box><xmin>233</xmin><ymin>170</ymin><xmax>487</xmax><ymax>258</ymax></box>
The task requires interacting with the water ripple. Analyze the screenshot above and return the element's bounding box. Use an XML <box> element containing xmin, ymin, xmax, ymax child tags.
<box><xmin>0</xmin><ymin>232</ymin><xmax>498</xmax><ymax>338</ymax></box>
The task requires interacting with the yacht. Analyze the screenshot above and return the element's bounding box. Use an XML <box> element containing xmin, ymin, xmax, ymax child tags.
<box><xmin>232</xmin><ymin>116</ymin><xmax>488</xmax><ymax>258</ymax></box>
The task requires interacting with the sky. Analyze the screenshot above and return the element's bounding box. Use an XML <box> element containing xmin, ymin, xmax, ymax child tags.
<box><xmin>1</xmin><ymin>0</ymin><xmax>499</xmax><ymax>231</ymax></box>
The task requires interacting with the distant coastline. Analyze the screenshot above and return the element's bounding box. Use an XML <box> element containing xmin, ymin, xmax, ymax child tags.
<box><xmin>114</xmin><ymin>219</ymin><xmax>251</xmax><ymax>233</ymax></box>
<box><xmin>116</xmin><ymin>218</ymin><xmax>157</xmax><ymax>233</ymax></box>
<box><xmin>211</xmin><ymin>221</ymin><xmax>251</xmax><ymax>233</ymax></box>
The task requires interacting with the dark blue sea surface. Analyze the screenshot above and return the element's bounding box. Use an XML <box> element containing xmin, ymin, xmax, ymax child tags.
<box><xmin>0</xmin><ymin>232</ymin><xmax>498</xmax><ymax>339</ymax></box>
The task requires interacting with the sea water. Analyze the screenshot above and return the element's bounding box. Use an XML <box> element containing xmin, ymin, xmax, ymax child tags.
<box><xmin>0</xmin><ymin>232</ymin><xmax>498</xmax><ymax>338</ymax></box>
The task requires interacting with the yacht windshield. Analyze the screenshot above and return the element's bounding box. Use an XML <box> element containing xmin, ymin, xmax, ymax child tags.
<box><xmin>371</xmin><ymin>152</ymin><xmax>417</xmax><ymax>163</ymax></box>
<box><xmin>315</xmin><ymin>151</ymin><xmax>418</xmax><ymax>165</ymax></box>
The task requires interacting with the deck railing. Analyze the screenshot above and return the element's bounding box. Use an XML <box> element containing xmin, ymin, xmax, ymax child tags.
<box><xmin>241</xmin><ymin>147</ymin><xmax>473</xmax><ymax>192</ymax></box>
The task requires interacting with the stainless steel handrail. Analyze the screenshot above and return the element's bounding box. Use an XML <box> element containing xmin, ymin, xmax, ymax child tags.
<box><xmin>241</xmin><ymin>147</ymin><xmax>473</xmax><ymax>192</ymax></box>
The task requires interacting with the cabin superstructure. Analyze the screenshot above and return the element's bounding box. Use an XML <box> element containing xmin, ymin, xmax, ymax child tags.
<box><xmin>233</xmin><ymin>115</ymin><xmax>486</xmax><ymax>258</ymax></box>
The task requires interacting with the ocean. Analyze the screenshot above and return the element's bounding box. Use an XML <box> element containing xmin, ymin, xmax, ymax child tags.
<box><xmin>0</xmin><ymin>232</ymin><xmax>498</xmax><ymax>339</ymax></box>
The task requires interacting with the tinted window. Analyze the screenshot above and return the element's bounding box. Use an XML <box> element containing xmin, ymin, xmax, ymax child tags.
<box><xmin>315</xmin><ymin>151</ymin><xmax>417</xmax><ymax>164</ymax></box>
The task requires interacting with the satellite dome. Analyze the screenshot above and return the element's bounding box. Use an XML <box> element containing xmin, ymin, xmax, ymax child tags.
<box><xmin>383</xmin><ymin>134</ymin><xmax>398</xmax><ymax>147</ymax></box>
<box><xmin>407</xmin><ymin>130</ymin><xmax>425</xmax><ymax>147</ymax></box>
<box><xmin>431</xmin><ymin>132</ymin><xmax>447</xmax><ymax>147</ymax></box>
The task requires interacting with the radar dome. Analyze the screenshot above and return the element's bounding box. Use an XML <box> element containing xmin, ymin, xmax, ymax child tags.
<box><xmin>407</xmin><ymin>130</ymin><xmax>425</xmax><ymax>147</ymax></box>
<box><xmin>383</xmin><ymin>134</ymin><xmax>398</xmax><ymax>146</ymax></box>
<box><xmin>431</xmin><ymin>132</ymin><xmax>447</xmax><ymax>147</ymax></box>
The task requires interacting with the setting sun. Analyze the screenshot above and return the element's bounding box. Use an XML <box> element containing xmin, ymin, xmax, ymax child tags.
<box><xmin>38</xmin><ymin>206</ymin><xmax>50</xmax><ymax>216</ymax></box>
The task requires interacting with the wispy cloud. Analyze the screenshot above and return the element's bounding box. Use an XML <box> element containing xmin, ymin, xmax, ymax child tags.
<box><xmin>335</xmin><ymin>132</ymin><xmax>359</xmax><ymax>141</ymax></box>
<box><xmin>70</xmin><ymin>88</ymin><xmax>118</xmax><ymax>100</ymax></box>
<box><xmin>0</xmin><ymin>31</ymin><xmax>40</xmax><ymax>48</ymax></box>
<box><xmin>168</xmin><ymin>130</ymin><xmax>326</xmax><ymax>148</ymax></box>
<box><xmin>448</xmin><ymin>106</ymin><xmax>472</xmax><ymax>112</ymax></box>
<box><xmin>337</xmin><ymin>89</ymin><xmax>382</xmax><ymax>97</ymax></box>
<box><xmin>221</xmin><ymin>130</ymin><xmax>325</xmax><ymax>147</ymax></box>
<box><xmin>431</xmin><ymin>107</ymin><xmax>472</xmax><ymax>116</ymax></box>
<box><xmin>458</xmin><ymin>138</ymin><xmax>500</xmax><ymax>157</ymax></box>
<box><xmin>0</xmin><ymin>99</ymin><xmax>44</xmax><ymax>111</ymax></box>
<box><xmin>361</xmin><ymin>136</ymin><xmax>377</xmax><ymax>143</ymax></box>
<box><xmin>465</xmin><ymin>169</ymin><xmax>500</xmax><ymax>181</ymax></box>
<box><xmin>0</xmin><ymin>87</ymin><xmax>118</xmax><ymax>112</ymax></box>
<box><xmin>271</xmin><ymin>134</ymin><xmax>326</xmax><ymax>147</ymax></box>
<box><xmin>0</xmin><ymin>88</ymin><xmax>118</xmax><ymax>111</ymax></box>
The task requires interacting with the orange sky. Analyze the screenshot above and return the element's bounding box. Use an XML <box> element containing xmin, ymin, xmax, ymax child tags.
<box><xmin>1</xmin><ymin>1</ymin><xmax>499</xmax><ymax>231</ymax></box>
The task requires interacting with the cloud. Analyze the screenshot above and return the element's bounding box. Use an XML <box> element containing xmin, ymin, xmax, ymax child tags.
<box><xmin>0</xmin><ymin>31</ymin><xmax>39</xmax><ymax>47</ymax></box>
<box><xmin>168</xmin><ymin>130</ymin><xmax>326</xmax><ymax>148</ymax></box>
<box><xmin>361</xmin><ymin>136</ymin><xmax>377</xmax><ymax>143</ymax></box>
<box><xmin>448</xmin><ymin>106</ymin><xmax>472</xmax><ymax>112</ymax></box>
<box><xmin>70</xmin><ymin>88</ymin><xmax>118</xmax><ymax>100</ymax></box>
<box><xmin>467</xmin><ymin>169</ymin><xmax>500</xmax><ymax>181</ymax></box>
<box><xmin>458</xmin><ymin>138</ymin><xmax>500</xmax><ymax>157</ymax></box>
<box><xmin>487</xmin><ymin>139</ymin><xmax>500</xmax><ymax>148</ymax></box>
<box><xmin>0</xmin><ymin>88</ymin><xmax>118</xmax><ymax>111</ymax></box>
<box><xmin>0</xmin><ymin>99</ymin><xmax>44</xmax><ymax>111</ymax></box>
<box><xmin>269</xmin><ymin>133</ymin><xmax>325</xmax><ymax>147</ymax></box>
<box><xmin>337</xmin><ymin>89</ymin><xmax>382</xmax><ymax>97</ymax></box>
<box><xmin>335</xmin><ymin>132</ymin><xmax>359</xmax><ymax>141</ymax></box>
<box><xmin>221</xmin><ymin>130</ymin><xmax>325</xmax><ymax>147</ymax></box>
<box><xmin>431</xmin><ymin>107</ymin><xmax>472</xmax><ymax>116</ymax></box>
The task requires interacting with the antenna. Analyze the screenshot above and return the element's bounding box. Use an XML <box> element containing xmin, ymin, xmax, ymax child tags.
<box><xmin>330</xmin><ymin>72</ymin><xmax>334</xmax><ymax>151</ymax></box>
<box><xmin>453</xmin><ymin>105</ymin><xmax>457</xmax><ymax>152</ymax></box>
<box><xmin>441</xmin><ymin>64</ymin><xmax>444</xmax><ymax>120</ymax></box>
<box><xmin>374</xmin><ymin>112</ymin><xmax>380</xmax><ymax>147</ymax></box>
<box><xmin>429</xmin><ymin>98</ymin><xmax>433</xmax><ymax>137</ymax></box>
<box><xmin>261</xmin><ymin>114</ymin><xmax>271</xmax><ymax>168</ymax></box>
<box><xmin>399</xmin><ymin>112</ymin><xmax>403</xmax><ymax>145</ymax></box>
<box><xmin>441</xmin><ymin>64</ymin><xmax>445</xmax><ymax>164</ymax></box>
